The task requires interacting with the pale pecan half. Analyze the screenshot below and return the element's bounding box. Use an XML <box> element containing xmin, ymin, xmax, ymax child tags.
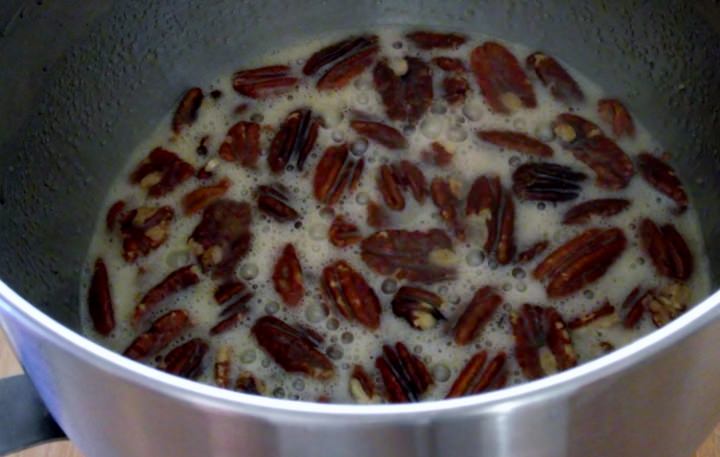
<box><xmin>567</xmin><ymin>301</ymin><xmax>617</xmax><ymax>330</ymax></box>
<box><xmin>466</xmin><ymin>175</ymin><xmax>516</xmax><ymax>265</ymax></box>
<box><xmin>598</xmin><ymin>99</ymin><xmax>635</xmax><ymax>138</ymax></box>
<box><xmin>235</xmin><ymin>371</ymin><xmax>266</xmax><ymax>395</ymax></box>
<box><xmin>123</xmin><ymin>310</ymin><xmax>190</xmax><ymax>360</ymax></box>
<box><xmin>391</xmin><ymin>286</ymin><xmax>446</xmax><ymax>330</ymax></box>
<box><xmin>232</xmin><ymin>65</ymin><xmax>298</xmax><ymax>99</ymax></box>
<box><xmin>421</xmin><ymin>142</ymin><xmax>453</xmax><ymax>167</ymax></box>
<box><xmin>350</xmin><ymin>120</ymin><xmax>407</xmax><ymax>149</ymax></box>
<box><xmin>517</xmin><ymin>240</ymin><xmax>549</xmax><ymax>264</ymax></box>
<box><xmin>133</xmin><ymin>265</ymin><xmax>200</xmax><ymax>324</ymax></box>
<box><xmin>256</xmin><ymin>183</ymin><xmax>300</xmax><ymax>222</ymax></box>
<box><xmin>533</xmin><ymin>228</ymin><xmax>627</xmax><ymax>297</ymax></box>
<box><xmin>322</xmin><ymin>260</ymin><xmax>381</xmax><ymax>329</ymax></box>
<box><xmin>639</xmin><ymin>218</ymin><xmax>693</xmax><ymax>281</ymax></box>
<box><xmin>525</xmin><ymin>52</ymin><xmax>584</xmax><ymax>104</ymax></box>
<box><xmin>218</xmin><ymin>121</ymin><xmax>261</xmax><ymax>168</ymax></box>
<box><xmin>120</xmin><ymin>206</ymin><xmax>174</xmax><ymax>262</ymax></box>
<box><xmin>268</xmin><ymin>109</ymin><xmax>321</xmax><ymax>173</ymax></box>
<box><xmin>182</xmin><ymin>178</ymin><xmax>232</xmax><ymax>215</ymax></box>
<box><xmin>512</xmin><ymin>162</ymin><xmax>587</xmax><ymax>202</ymax></box>
<box><xmin>272</xmin><ymin>243</ymin><xmax>304</xmax><ymax>307</ymax></box>
<box><xmin>373</xmin><ymin>57</ymin><xmax>433</xmax><ymax>124</ymax></box>
<box><xmin>378</xmin><ymin>161</ymin><xmax>427</xmax><ymax>211</ymax></box>
<box><xmin>470</xmin><ymin>41</ymin><xmax>536</xmax><ymax>113</ymax></box>
<box><xmin>161</xmin><ymin>338</ymin><xmax>209</xmax><ymax>379</ymax></box>
<box><xmin>303</xmin><ymin>36</ymin><xmax>379</xmax><ymax>90</ymax></box>
<box><xmin>430</xmin><ymin>177</ymin><xmax>465</xmax><ymax>240</ymax></box>
<box><xmin>106</xmin><ymin>200</ymin><xmax>126</xmax><ymax>231</ymax></box>
<box><xmin>172</xmin><ymin>87</ymin><xmax>204</xmax><ymax>133</ymax></box>
<box><xmin>446</xmin><ymin>351</ymin><xmax>507</xmax><ymax>398</ymax></box>
<box><xmin>130</xmin><ymin>148</ymin><xmax>195</xmax><ymax>197</ymax></box>
<box><xmin>477</xmin><ymin>130</ymin><xmax>553</xmax><ymax>158</ymax></box>
<box><xmin>329</xmin><ymin>215</ymin><xmax>362</xmax><ymax>247</ymax></box>
<box><xmin>453</xmin><ymin>286</ymin><xmax>503</xmax><ymax>345</ymax></box>
<box><xmin>406</xmin><ymin>31</ymin><xmax>467</xmax><ymax>49</ymax></box>
<box><xmin>214</xmin><ymin>345</ymin><xmax>232</xmax><ymax>388</ymax></box>
<box><xmin>646</xmin><ymin>282</ymin><xmax>691</xmax><ymax>327</ymax></box>
<box><xmin>88</xmin><ymin>258</ymin><xmax>115</xmax><ymax>335</ymax></box>
<box><xmin>251</xmin><ymin>315</ymin><xmax>335</xmax><ymax>380</ymax></box>
<box><xmin>562</xmin><ymin>198</ymin><xmax>630</xmax><ymax>225</ymax></box>
<box><xmin>361</xmin><ymin>229</ymin><xmax>456</xmax><ymax>284</ymax></box>
<box><xmin>376</xmin><ymin>342</ymin><xmax>433</xmax><ymax>403</ymax></box>
<box><xmin>313</xmin><ymin>144</ymin><xmax>364</xmax><ymax>205</ymax></box>
<box><xmin>349</xmin><ymin>365</ymin><xmax>380</xmax><ymax>403</ymax></box>
<box><xmin>638</xmin><ymin>153</ymin><xmax>688</xmax><ymax>213</ymax></box>
<box><xmin>511</xmin><ymin>304</ymin><xmax>577</xmax><ymax>380</ymax></box>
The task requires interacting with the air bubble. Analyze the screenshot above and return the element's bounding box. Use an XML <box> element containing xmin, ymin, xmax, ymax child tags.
<box><xmin>466</xmin><ymin>250</ymin><xmax>485</xmax><ymax>266</ymax></box>
<box><xmin>261</xmin><ymin>358</ymin><xmax>271</xmax><ymax>368</ymax></box>
<box><xmin>509</xmin><ymin>156</ymin><xmax>521</xmax><ymax>167</ymax></box>
<box><xmin>240</xmin><ymin>263</ymin><xmax>259</xmax><ymax>280</ymax></box>
<box><xmin>356</xmin><ymin>93</ymin><xmax>370</xmax><ymax>105</ymax></box>
<box><xmin>502</xmin><ymin>283</ymin><xmax>512</xmax><ymax>292</ymax></box>
<box><xmin>240</xmin><ymin>349</ymin><xmax>257</xmax><ymax>364</ymax></box>
<box><xmin>381</xmin><ymin>278</ymin><xmax>398</xmax><ymax>294</ymax></box>
<box><xmin>332</xmin><ymin>130</ymin><xmax>345</xmax><ymax>142</ymax></box>
<box><xmin>250</xmin><ymin>113</ymin><xmax>264</xmax><ymax>123</ymax></box>
<box><xmin>309</xmin><ymin>224</ymin><xmax>326</xmax><ymax>240</ymax></box>
<box><xmin>537</xmin><ymin>202</ymin><xmax>546</xmax><ymax>211</ymax></box>
<box><xmin>265</xmin><ymin>301</ymin><xmax>280</xmax><ymax>314</ymax></box>
<box><xmin>488</xmin><ymin>259</ymin><xmax>498</xmax><ymax>270</ymax></box>
<box><xmin>392</xmin><ymin>41</ymin><xmax>403</xmax><ymax>49</ymax></box>
<box><xmin>447</xmin><ymin>125</ymin><xmax>468</xmax><ymax>142</ymax></box>
<box><xmin>341</xmin><ymin>332</ymin><xmax>354</xmax><ymax>344</ymax></box>
<box><xmin>431</xmin><ymin>102</ymin><xmax>448</xmax><ymax>115</ymax></box>
<box><xmin>512</xmin><ymin>267</ymin><xmax>526</xmax><ymax>279</ymax></box>
<box><xmin>355</xmin><ymin>192</ymin><xmax>370</xmax><ymax>205</ymax></box>
<box><xmin>305</xmin><ymin>303</ymin><xmax>327</xmax><ymax>323</ymax></box>
<box><xmin>413</xmin><ymin>345</ymin><xmax>423</xmax><ymax>354</ymax></box>
<box><xmin>403</xmin><ymin>125</ymin><xmax>415</xmax><ymax>136</ymax></box>
<box><xmin>534</xmin><ymin>124</ymin><xmax>555</xmax><ymax>142</ymax></box>
<box><xmin>292</xmin><ymin>378</ymin><xmax>305</xmax><ymax>391</ymax></box>
<box><xmin>166</xmin><ymin>250</ymin><xmax>191</xmax><ymax>268</ymax></box>
<box><xmin>462</xmin><ymin>101</ymin><xmax>483</xmax><ymax>121</ymax></box>
<box><xmin>351</xmin><ymin>138</ymin><xmax>368</xmax><ymax>156</ymax></box>
<box><xmin>273</xmin><ymin>387</ymin><xmax>286</xmax><ymax>398</ymax></box>
<box><xmin>326</xmin><ymin>318</ymin><xmax>340</xmax><ymax>330</ymax></box>
<box><xmin>420</xmin><ymin>116</ymin><xmax>444</xmax><ymax>139</ymax></box>
<box><xmin>516</xmin><ymin>282</ymin><xmax>527</xmax><ymax>292</ymax></box>
<box><xmin>512</xmin><ymin>118</ymin><xmax>527</xmax><ymax>130</ymax></box>
<box><xmin>327</xmin><ymin>344</ymin><xmax>344</xmax><ymax>360</ymax></box>
<box><xmin>583</xmin><ymin>290</ymin><xmax>594</xmax><ymax>299</ymax></box>
<box><xmin>432</xmin><ymin>364</ymin><xmax>451</xmax><ymax>382</ymax></box>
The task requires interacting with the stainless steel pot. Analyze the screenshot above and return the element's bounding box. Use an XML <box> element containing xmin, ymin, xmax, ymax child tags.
<box><xmin>1</xmin><ymin>1</ymin><xmax>719</xmax><ymax>456</ymax></box>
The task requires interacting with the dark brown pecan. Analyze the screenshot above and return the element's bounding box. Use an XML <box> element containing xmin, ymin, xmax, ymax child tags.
<box><xmin>322</xmin><ymin>260</ymin><xmax>381</xmax><ymax>329</ymax></box>
<box><xmin>350</xmin><ymin>120</ymin><xmax>407</xmax><ymax>149</ymax></box>
<box><xmin>218</xmin><ymin>121</ymin><xmax>261</xmax><ymax>168</ymax></box>
<box><xmin>526</xmin><ymin>52</ymin><xmax>584</xmax><ymax>104</ymax></box>
<box><xmin>349</xmin><ymin>365</ymin><xmax>379</xmax><ymax>403</ymax></box>
<box><xmin>533</xmin><ymin>228</ymin><xmax>627</xmax><ymax>298</ymax></box>
<box><xmin>214</xmin><ymin>345</ymin><xmax>231</xmax><ymax>388</ymax></box>
<box><xmin>123</xmin><ymin>310</ymin><xmax>190</xmax><ymax>360</ymax></box>
<box><xmin>378</xmin><ymin>164</ymin><xmax>406</xmax><ymax>211</ymax></box>
<box><xmin>120</xmin><ymin>206</ymin><xmax>174</xmax><ymax>262</ymax></box>
<box><xmin>567</xmin><ymin>301</ymin><xmax>616</xmax><ymax>330</ymax></box>
<box><xmin>373</xmin><ymin>57</ymin><xmax>433</xmax><ymax>125</ymax></box>
<box><xmin>172</xmin><ymin>87</ymin><xmax>204</xmax><ymax>133</ymax></box>
<box><xmin>477</xmin><ymin>130</ymin><xmax>553</xmax><ymax>158</ymax></box>
<box><xmin>517</xmin><ymin>240</ymin><xmax>549</xmax><ymax>264</ymax></box>
<box><xmin>235</xmin><ymin>371</ymin><xmax>267</xmax><ymax>395</ymax></box>
<box><xmin>453</xmin><ymin>286</ymin><xmax>503</xmax><ymax>345</ymax></box>
<box><xmin>366</xmin><ymin>200</ymin><xmax>388</xmax><ymax>228</ymax></box>
<box><xmin>188</xmin><ymin>199</ymin><xmax>252</xmax><ymax>278</ymax></box>
<box><xmin>313</xmin><ymin>144</ymin><xmax>364</xmax><ymax>205</ymax></box>
<box><xmin>133</xmin><ymin>265</ymin><xmax>200</xmax><ymax>324</ymax></box>
<box><xmin>553</xmin><ymin>113</ymin><xmax>603</xmax><ymax>144</ymax></box>
<box><xmin>511</xmin><ymin>304</ymin><xmax>577</xmax><ymax>380</ymax></box>
<box><xmin>106</xmin><ymin>200</ymin><xmax>125</xmax><ymax>231</ymax></box>
<box><xmin>272</xmin><ymin>243</ymin><xmax>304</xmax><ymax>307</ymax></box>
<box><xmin>361</xmin><ymin>229</ymin><xmax>456</xmax><ymax>284</ymax></box>
<box><xmin>304</xmin><ymin>35</ymin><xmax>378</xmax><ymax>75</ymax></box>
<box><xmin>161</xmin><ymin>338</ymin><xmax>209</xmax><ymax>379</ymax></box>
<box><xmin>446</xmin><ymin>351</ymin><xmax>507</xmax><ymax>398</ymax></box>
<box><xmin>621</xmin><ymin>286</ymin><xmax>649</xmax><ymax>329</ymax></box>
<box><xmin>214</xmin><ymin>280</ymin><xmax>249</xmax><ymax>305</ymax></box>
<box><xmin>562</xmin><ymin>198</ymin><xmax>630</xmax><ymax>225</ymax></box>
<box><xmin>376</xmin><ymin>342</ymin><xmax>433</xmax><ymax>403</ymax></box>
<box><xmin>442</xmin><ymin>75</ymin><xmax>470</xmax><ymax>105</ymax></box>
<box><xmin>512</xmin><ymin>162</ymin><xmax>587</xmax><ymax>202</ymax></box>
<box><xmin>598</xmin><ymin>99</ymin><xmax>635</xmax><ymax>138</ymax></box>
<box><xmin>210</xmin><ymin>302</ymin><xmax>250</xmax><ymax>335</ymax></box>
<box><xmin>232</xmin><ymin>65</ymin><xmax>298</xmax><ymax>99</ymax></box>
<box><xmin>256</xmin><ymin>184</ymin><xmax>300</xmax><ymax>222</ymax></box>
<box><xmin>268</xmin><ymin>109</ymin><xmax>321</xmax><ymax>173</ymax></box>
<box><xmin>406</xmin><ymin>31</ymin><xmax>467</xmax><ymax>49</ymax></box>
<box><xmin>378</xmin><ymin>161</ymin><xmax>427</xmax><ymax>211</ymax></box>
<box><xmin>88</xmin><ymin>258</ymin><xmax>115</xmax><ymax>335</ymax></box>
<box><xmin>421</xmin><ymin>142</ymin><xmax>453</xmax><ymax>167</ymax></box>
<box><xmin>639</xmin><ymin>218</ymin><xmax>693</xmax><ymax>281</ymax></box>
<box><xmin>307</xmin><ymin>37</ymin><xmax>380</xmax><ymax>90</ymax></box>
<box><xmin>432</xmin><ymin>56</ymin><xmax>466</xmax><ymax>72</ymax></box>
<box><xmin>182</xmin><ymin>178</ymin><xmax>232</xmax><ymax>215</ymax></box>
<box><xmin>466</xmin><ymin>175</ymin><xmax>516</xmax><ymax>265</ymax></box>
<box><xmin>329</xmin><ymin>216</ymin><xmax>362</xmax><ymax>247</ymax></box>
<box><xmin>646</xmin><ymin>282</ymin><xmax>690</xmax><ymax>327</ymax></box>
<box><xmin>638</xmin><ymin>153</ymin><xmax>688</xmax><ymax>214</ymax></box>
<box><xmin>251</xmin><ymin>315</ymin><xmax>335</xmax><ymax>380</ymax></box>
<box><xmin>391</xmin><ymin>286</ymin><xmax>446</xmax><ymax>330</ymax></box>
<box><xmin>470</xmin><ymin>42</ymin><xmax>536</xmax><ymax>114</ymax></box>
<box><xmin>430</xmin><ymin>177</ymin><xmax>465</xmax><ymax>240</ymax></box>
<box><xmin>130</xmin><ymin>148</ymin><xmax>195</xmax><ymax>197</ymax></box>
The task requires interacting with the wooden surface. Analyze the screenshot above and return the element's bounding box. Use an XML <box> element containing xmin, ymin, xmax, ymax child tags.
<box><xmin>0</xmin><ymin>331</ymin><xmax>717</xmax><ymax>457</ymax></box>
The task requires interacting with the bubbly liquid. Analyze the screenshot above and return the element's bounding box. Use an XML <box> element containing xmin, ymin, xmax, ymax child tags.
<box><xmin>81</xmin><ymin>27</ymin><xmax>710</xmax><ymax>402</ymax></box>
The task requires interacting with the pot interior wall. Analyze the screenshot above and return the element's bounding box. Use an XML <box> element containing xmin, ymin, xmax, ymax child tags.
<box><xmin>0</xmin><ymin>0</ymin><xmax>718</xmax><ymax>332</ymax></box>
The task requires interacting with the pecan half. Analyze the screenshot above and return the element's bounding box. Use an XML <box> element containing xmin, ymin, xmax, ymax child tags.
<box><xmin>430</xmin><ymin>177</ymin><xmax>465</xmax><ymax>240</ymax></box>
<box><xmin>432</xmin><ymin>56</ymin><xmax>466</xmax><ymax>72</ymax></box>
<box><xmin>376</xmin><ymin>342</ymin><xmax>433</xmax><ymax>403</ymax></box>
<box><xmin>366</xmin><ymin>200</ymin><xmax>388</xmax><ymax>228</ymax></box>
<box><xmin>453</xmin><ymin>286</ymin><xmax>503</xmax><ymax>345</ymax></box>
<box><xmin>133</xmin><ymin>265</ymin><xmax>200</xmax><ymax>324</ymax></box>
<box><xmin>470</xmin><ymin>42</ymin><xmax>536</xmax><ymax>113</ymax></box>
<box><xmin>511</xmin><ymin>304</ymin><xmax>577</xmax><ymax>380</ymax></box>
<box><xmin>232</xmin><ymin>65</ymin><xmax>298</xmax><ymax>99</ymax></box>
<box><xmin>188</xmin><ymin>199</ymin><xmax>252</xmax><ymax>278</ymax></box>
<box><xmin>512</xmin><ymin>162</ymin><xmax>587</xmax><ymax>202</ymax></box>
<box><xmin>214</xmin><ymin>345</ymin><xmax>231</xmax><ymax>388</ymax></box>
<box><xmin>305</xmin><ymin>36</ymin><xmax>380</xmax><ymax>90</ymax></box>
<box><xmin>639</xmin><ymin>218</ymin><xmax>693</xmax><ymax>281</ymax></box>
<box><xmin>361</xmin><ymin>229</ymin><xmax>456</xmax><ymax>283</ymax></box>
<box><xmin>329</xmin><ymin>216</ymin><xmax>362</xmax><ymax>247</ymax></box>
<box><xmin>526</xmin><ymin>52</ymin><xmax>584</xmax><ymax>104</ymax></box>
<box><xmin>446</xmin><ymin>351</ymin><xmax>507</xmax><ymax>398</ymax></box>
<box><xmin>621</xmin><ymin>286</ymin><xmax>649</xmax><ymax>329</ymax></box>
<box><xmin>567</xmin><ymin>301</ymin><xmax>616</xmax><ymax>330</ymax></box>
<box><xmin>210</xmin><ymin>302</ymin><xmax>250</xmax><ymax>335</ymax></box>
<box><xmin>272</xmin><ymin>243</ymin><xmax>304</xmax><ymax>307</ymax></box>
<box><xmin>172</xmin><ymin>87</ymin><xmax>204</xmax><ymax>133</ymax></box>
<box><xmin>349</xmin><ymin>365</ymin><xmax>379</xmax><ymax>403</ymax></box>
<box><xmin>406</xmin><ymin>31</ymin><xmax>467</xmax><ymax>49</ymax></box>
<box><xmin>235</xmin><ymin>371</ymin><xmax>266</xmax><ymax>395</ymax></box>
<box><xmin>598</xmin><ymin>99</ymin><xmax>635</xmax><ymax>138</ymax></box>
<box><xmin>251</xmin><ymin>315</ymin><xmax>335</xmax><ymax>380</ymax></box>
<box><xmin>123</xmin><ymin>310</ymin><xmax>190</xmax><ymax>360</ymax></box>
<box><xmin>304</xmin><ymin>35</ymin><xmax>378</xmax><ymax>75</ymax></box>
<box><xmin>373</xmin><ymin>57</ymin><xmax>433</xmax><ymax>124</ymax></box>
<box><xmin>120</xmin><ymin>206</ymin><xmax>174</xmax><ymax>262</ymax></box>
<box><xmin>106</xmin><ymin>200</ymin><xmax>126</xmax><ymax>231</ymax></box>
<box><xmin>647</xmin><ymin>282</ymin><xmax>691</xmax><ymax>327</ymax></box>
<box><xmin>466</xmin><ymin>175</ymin><xmax>516</xmax><ymax>265</ymax></box>
<box><xmin>533</xmin><ymin>228</ymin><xmax>627</xmax><ymax>297</ymax></box>
<box><xmin>130</xmin><ymin>148</ymin><xmax>195</xmax><ymax>197</ymax></box>
<box><xmin>562</xmin><ymin>198</ymin><xmax>630</xmax><ymax>225</ymax></box>
<box><xmin>88</xmin><ymin>258</ymin><xmax>115</xmax><ymax>335</ymax></box>
<box><xmin>322</xmin><ymin>260</ymin><xmax>381</xmax><ymax>329</ymax></box>
<box><xmin>256</xmin><ymin>184</ymin><xmax>300</xmax><ymax>222</ymax></box>
<box><xmin>638</xmin><ymin>153</ymin><xmax>688</xmax><ymax>213</ymax></box>
<box><xmin>161</xmin><ymin>338</ymin><xmax>209</xmax><ymax>379</ymax></box>
<box><xmin>477</xmin><ymin>130</ymin><xmax>553</xmax><ymax>157</ymax></box>
<box><xmin>268</xmin><ymin>109</ymin><xmax>321</xmax><ymax>173</ymax></box>
<box><xmin>218</xmin><ymin>121</ymin><xmax>261</xmax><ymax>168</ymax></box>
<box><xmin>421</xmin><ymin>142</ymin><xmax>453</xmax><ymax>167</ymax></box>
<box><xmin>378</xmin><ymin>161</ymin><xmax>427</xmax><ymax>211</ymax></box>
<box><xmin>442</xmin><ymin>75</ymin><xmax>470</xmax><ymax>105</ymax></box>
<box><xmin>391</xmin><ymin>286</ymin><xmax>446</xmax><ymax>330</ymax></box>
<box><xmin>350</xmin><ymin>120</ymin><xmax>407</xmax><ymax>149</ymax></box>
<box><xmin>313</xmin><ymin>144</ymin><xmax>364</xmax><ymax>205</ymax></box>
<box><xmin>182</xmin><ymin>178</ymin><xmax>232</xmax><ymax>215</ymax></box>
<box><xmin>214</xmin><ymin>280</ymin><xmax>250</xmax><ymax>305</ymax></box>
<box><xmin>517</xmin><ymin>240</ymin><xmax>549</xmax><ymax>264</ymax></box>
